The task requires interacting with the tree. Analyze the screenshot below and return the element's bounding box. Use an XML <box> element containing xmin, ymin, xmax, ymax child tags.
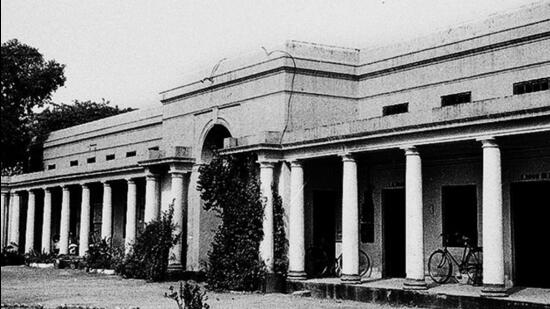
<box><xmin>27</xmin><ymin>99</ymin><xmax>135</xmax><ymax>171</ymax></box>
<box><xmin>1</xmin><ymin>39</ymin><xmax>66</xmax><ymax>171</ymax></box>
<box><xmin>198</xmin><ymin>153</ymin><xmax>266</xmax><ymax>291</ymax></box>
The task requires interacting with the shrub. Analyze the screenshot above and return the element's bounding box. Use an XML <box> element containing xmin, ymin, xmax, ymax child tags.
<box><xmin>84</xmin><ymin>238</ymin><xmax>124</xmax><ymax>270</ymax></box>
<box><xmin>1</xmin><ymin>243</ymin><xmax>24</xmax><ymax>266</ymax></box>
<box><xmin>119</xmin><ymin>205</ymin><xmax>179</xmax><ymax>281</ymax></box>
<box><xmin>24</xmin><ymin>250</ymin><xmax>56</xmax><ymax>264</ymax></box>
<box><xmin>198</xmin><ymin>153</ymin><xmax>266</xmax><ymax>291</ymax></box>
<box><xmin>272</xmin><ymin>187</ymin><xmax>288</xmax><ymax>277</ymax></box>
<box><xmin>165</xmin><ymin>280</ymin><xmax>210</xmax><ymax>309</ymax></box>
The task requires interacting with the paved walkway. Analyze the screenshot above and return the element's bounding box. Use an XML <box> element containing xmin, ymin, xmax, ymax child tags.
<box><xmin>0</xmin><ymin>266</ymin><xmax>427</xmax><ymax>309</ymax></box>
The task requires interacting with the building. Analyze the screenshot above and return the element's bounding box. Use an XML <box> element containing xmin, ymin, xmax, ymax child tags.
<box><xmin>1</xmin><ymin>2</ymin><xmax>549</xmax><ymax>296</ymax></box>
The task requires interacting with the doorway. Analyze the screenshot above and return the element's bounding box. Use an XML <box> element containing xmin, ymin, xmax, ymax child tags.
<box><xmin>312</xmin><ymin>190</ymin><xmax>337</xmax><ymax>257</ymax></box>
<box><xmin>382</xmin><ymin>188</ymin><xmax>406</xmax><ymax>278</ymax></box>
<box><xmin>511</xmin><ymin>181</ymin><xmax>550</xmax><ymax>288</ymax></box>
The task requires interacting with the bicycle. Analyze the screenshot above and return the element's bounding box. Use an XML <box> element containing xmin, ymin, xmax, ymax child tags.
<box><xmin>306</xmin><ymin>246</ymin><xmax>371</xmax><ymax>278</ymax></box>
<box><xmin>428</xmin><ymin>233</ymin><xmax>482</xmax><ymax>285</ymax></box>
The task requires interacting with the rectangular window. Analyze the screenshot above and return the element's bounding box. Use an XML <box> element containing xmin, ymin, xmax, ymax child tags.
<box><xmin>70</xmin><ymin>160</ymin><xmax>78</xmax><ymax>167</ymax></box>
<box><xmin>361</xmin><ymin>187</ymin><xmax>375</xmax><ymax>243</ymax></box>
<box><xmin>126</xmin><ymin>151</ymin><xmax>137</xmax><ymax>157</ymax></box>
<box><xmin>148</xmin><ymin>146</ymin><xmax>159</xmax><ymax>151</ymax></box>
<box><xmin>47</xmin><ymin>164</ymin><xmax>56</xmax><ymax>170</ymax></box>
<box><xmin>442</xmin><ymin>185</ymin><xmax>478</xmax><ymax>247</ymax></box>
<box><xmin>383</xmin><ymin>102</ymin><xmax>409</xmax><ymax>116</ymax></box>
<box><xmin>106</xmin><ymin>154</ymin><xmax>115</xmax><ymax>161</ymax></box>
<box><xmin>513</xmin><ymin>77</ymin><xmax>549</xmax><ymax>95</ymax></box>
<box><xmin>87</xmin><ymin>157</ymin><xmax>96</xmax><ymax>164</ymax></box>
<box><xmin>441</xmin><ymin>91</ymin><xmax>471</xmax><ymax>107</ymax></box>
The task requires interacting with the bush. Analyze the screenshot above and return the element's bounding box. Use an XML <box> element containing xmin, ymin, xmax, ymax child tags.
<box><xmin>165</xmin><ymin>280</ymin><xmax>210</xmax><ymax>309</ymax></box>
<box><xmin>272</xmin><ymin>187</ymin><xmax>288</xmax><ymax>277</ymax></box>
<box><xmin>119</xmin><ymin>205</ymin><xmax>179</xmax><ymax>281</ymax></box>
<box><xmin>24</xmin><ymin>250</ymin><xmax>56</xmax><ymax>264</ymax></box>
<box><xmin>198</xmin><ymin>153</ymin><xmax>266</xmax><ymax>291</ymax></box>
<box><xmin>84</xmin><ymin>238</ymin><xmax>124</xmax><ymax>270</ymax></box>
<box><xmin>1</xmin><ymin>243</ymin><xmax>24</xmax><ymax>266</ymax></box>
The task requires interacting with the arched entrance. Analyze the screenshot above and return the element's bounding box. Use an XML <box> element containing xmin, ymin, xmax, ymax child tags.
<box><xmin>201</xmin><ymin>124</ymin><xmax>231</xmax><ymax>163</ymax></box>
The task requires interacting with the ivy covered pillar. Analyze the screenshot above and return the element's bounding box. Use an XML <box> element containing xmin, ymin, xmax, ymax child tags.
<box><xmin>259</xmin><ymin>161</ymin><xmax>275</xmax><ymax>272</ymax></box>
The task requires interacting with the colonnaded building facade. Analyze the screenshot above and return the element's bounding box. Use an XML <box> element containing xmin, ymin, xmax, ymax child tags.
<box><xmin>1</xmin><ymin>3</ymin><xmax>549</xmax><ymax>296</ymax></box>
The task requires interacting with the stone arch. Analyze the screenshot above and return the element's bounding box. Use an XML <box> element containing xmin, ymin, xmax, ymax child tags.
<box><xmin>199</xmin><ymin>121</ymin><xmax>232</xmax><ymax>163</ymax></box>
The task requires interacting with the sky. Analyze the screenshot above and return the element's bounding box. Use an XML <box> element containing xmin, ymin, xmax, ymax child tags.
<box><xmin>1</xmin><ymin>0</ymin><xmax>542</xmax><ymax>110</ymax></box>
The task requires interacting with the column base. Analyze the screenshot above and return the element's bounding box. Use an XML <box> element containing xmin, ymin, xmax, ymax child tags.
<box><xmin>288</xmin><ymin>271</ymin><xmax>307</xmax><ymax>280</ymax></box>
<box><xmin>403</xmin><ymin>278</ymin><xmax>428</xmax><ymax>290</ymax></box>
<box><xmin>340</xmin><ymin>274</ymin><xmax>361</xmax><ymax>284</ymax></box>
<box><xmin>481</xmin><ymin>284</ymin><xmax>508</xmax><ymax>297</ymax></box>
<box><xmin>167</xmin><ymin>263</ymin><xmax>184</xmax><ymax>273</ymax></box>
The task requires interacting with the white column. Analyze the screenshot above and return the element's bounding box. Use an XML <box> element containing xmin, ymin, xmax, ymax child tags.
<box><xmin>42</xmin><ymin>188</ymin><xmax>52</xmax><ymax>253</ymax></box>
<box><xmin>259</xmin><ymin>161</ymin><xmax>275</xmax><ymax>272</ymax></box>
<box><xmin>79</xmin><ymin>184</ymin><xmax>91</xmax><ymax>256</ymax></box>
<box><xmin>144</xmin><ymin>172</ymin><xmax>160</xmax><ymax>223</ymax></box>
<box><xmin>186</xmin><ymin>165</ymin><xmax>201</xmax><ymax>271</ymax></box>
<box><xmin>9</xmin><ymin>192</ymin><xmax>20</xmax><ymax>247</ymax></box>
<box><xmin>288</xmin><ymin>160</ymin><xmax>306</xmax><ymax>280</ymax></box>
<box><xmin>24</xmin><ymin>190</ymin><xmax>36</xmax><ymax>253</ymax></box>
<box><xmin>169</xmin><ymin>170</ymin><xmax>187</xmax><ymax>270</ymax></box>
<box><xmin>341</xmin><ymin>154</ymin><xmax>360</xmax><ymax>283</ymax></box>
<box><xmin>1</xmin><ymin>191</ymin><xmax>8</xmax><ymax>247</ymax></box>
<box><xmin>403</xmin><ymin>146</ymin><xmax>427</xmax><ymax>289</ymax></box>
<box><xmin>59</xmin><ymin>185</ymin><xmax>71</xmax><ymax>255</ymax></box>
<box><xmin>125</xmin><ymin>179</ymin><xmax>137</xmax><ymax>254</ymax></box>
<box><xmin>480</xmin><ymin>138</ymin><xmax>506</xmax><ymax>296</ymax></box>
<box><xmin>101</xmin><ymin>181</ymin><xmax>113</xmax><ymax>240</ymax></box>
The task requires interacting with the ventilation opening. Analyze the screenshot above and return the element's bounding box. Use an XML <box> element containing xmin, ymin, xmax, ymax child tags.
<box><xmin>106</xmin><ymin>154</ymin><xmax>115</xmax><ymax>161</ymax></box>
<box><xmin>70</xmin><ymin>160</ymin><xmax>79</xmax><ymax>167</ymax></box>
<box><xmin>47</xmin><ymin>164</ymin><xmax>56</xmax><ymax>170</ymax></box>
<box><xmin>126</xmin><ymin>151</ymin><xmax>137</xmax><ymax>157</ymax></box>
<box><xmin>383</xmin><ymin>103</ymin><xmax>409</xmax><ymax>116</ymax></box>
<box><xmin>87</xmin><ymin>157</ymin><xmax>96</xmax><ymax>164</ymax></box>
<box><xmin>441</xmin><ymin>92</ymin><xmax>471</xmax><ymax>107</ymax></box>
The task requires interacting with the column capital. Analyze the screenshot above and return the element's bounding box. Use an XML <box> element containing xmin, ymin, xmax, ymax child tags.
<box><xmin>126</xmin><ymin>178</ymin><xmax>137</xmax><ymax>184</ymax></box>
<box><xmin>101</xmin><ymin>180</ymin><xmax>111</xmax><ymax>187</ymax></box>
<box><xmin>478</xmin><ymin>137</ymin><xmax>499</xmax><ymax>148</ymax></box>
<box><xmin>402</xmin><ymin>145</ymin><xmax>420</xmax><ymax>156</ymax></box>
<box><xmin>340</xmin><ymin>153</ymin><xmax>355</xmax><ymax>162</ymax></box>
<box><xmin>80</xmin><ymin>182</ymin><xmax>91</xmax><ymax>189</ymax></box>
<box><xmin>61</xmin><ymin>184</ymin><xmax>71</xmax><ymax>190</ymax></box>
<box><xmin>289</xmin><ymin>159</ymin><xmax>303</xmax><ymax>168</ymax></box>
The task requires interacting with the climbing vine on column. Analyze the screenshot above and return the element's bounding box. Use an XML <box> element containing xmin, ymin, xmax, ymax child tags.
<box><xmin>198</xmin><ymin>153</ymin><xmax>266</xmax><ymax>291</ymax></box>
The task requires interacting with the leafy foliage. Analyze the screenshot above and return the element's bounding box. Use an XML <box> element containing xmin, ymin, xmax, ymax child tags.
<box><xmin>272</xmin><ymin>187</ymin><xmax>288</xmax><ymax>277</ymax></box>
<box><xmin>198</xmin><ymin>153</ymin><xmax>266</xmax><ymax>291</ymax></box>
<box><xmin>1</xmin><ymin>39</ymin><xmax>65</xmax><ymax>171</ymax></box>
<box><xmin>119</xmin><ymin>205</ymin><xmax>179</xmax><ymax>282</ymax></box>
<box><xmin>84</xmin><ymin>238</ymin><xmax>124</xmax><ymax>270</ymax></box>
<box><xmin>1</xmin><ymin>243</ymin><xmax>25</xmax><ymax>266</ymax></box>
<box><xmin>165</xmin><ymin>281</ymin><xmax>210</xmax><ymax>309</ymax></box>
<box><xmin>24</xmin><ymin>250</ymin><xmax>57</xmax><ymax>264</ymax></box>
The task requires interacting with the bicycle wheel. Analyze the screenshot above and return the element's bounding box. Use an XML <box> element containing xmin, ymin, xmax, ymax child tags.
<box><xmin>465</xmin><ymin>249</ymin><xmax>482</xmax><ymax>286</ymax></box>
<box><xmin>359</xmin><ymin>250</ymin><xmax>371</xmax><ymax>277</ymax></box>
<box><xmin>334</xmin><ymin>255</ymin><xmax>342</xmax><ymax>277</ymax></box>
<box><xmin>306</xmin><ymin>247</ymin><xmax>329</xmax><ymax>278</ymax></box>
<box><xmin>428</xmin><ymin>250</ymin><xmax>452</xmax><ymax>283</ymax></box>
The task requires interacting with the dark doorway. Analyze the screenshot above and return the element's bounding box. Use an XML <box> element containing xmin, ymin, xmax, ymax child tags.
<box><xmin>312</xmin><ymin>190</ymin><xmax>338</xmax><ymax>260</ymax></box>
<box><xmin>382</xmin><ymin>188</ymin><xmax>406</xmax><ymax>278</ymax></box>
<box><xmin>511</xmin><ymin>181</ymin><xmax>550</xmax><ymax>288</ymax></box>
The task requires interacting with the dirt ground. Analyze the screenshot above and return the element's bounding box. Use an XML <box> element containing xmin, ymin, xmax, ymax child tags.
<box><xmin>1</xmin><ymin>266</ymin><xmax>426</xmax><ymax>309</ymax></box>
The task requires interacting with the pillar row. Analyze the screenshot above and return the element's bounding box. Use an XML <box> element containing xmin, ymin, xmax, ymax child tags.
<box><xmin>403</xmin><ymin>146</ymin><xmax>427</xmax><ymax>290</ymax></box>
<box><xmin>288</xmin><ymin>160</ymin><xmax>306</xmax><ymax>280</ymax></box>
